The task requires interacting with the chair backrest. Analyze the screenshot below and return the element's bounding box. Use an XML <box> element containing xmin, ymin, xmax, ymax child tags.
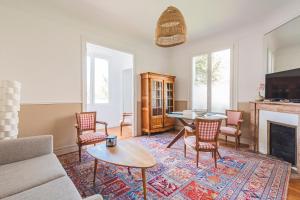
<box><xmin>195</xmin><ymin>119</ymin><xmax>222</xmax><ymax>142</ymax></box>
<box><xmin>76</xmin><ymin>112</ymin><xmax>96</xmax><ymax>132</ymax></box>
<box><xmin>122</xmin><ymin>112</ymin><xmax>133</xmax><ymax>122</ymax></box>
<box><xmin>225</xmin><ymin>110</ymin><xmax>243</xmax><ymax>127</ymax></box>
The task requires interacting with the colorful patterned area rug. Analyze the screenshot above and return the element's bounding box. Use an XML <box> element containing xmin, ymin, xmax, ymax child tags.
<box><xmin>58</xmin><ymin>134</ymin><xmax>291</xmax><ymax>200</ymax></box>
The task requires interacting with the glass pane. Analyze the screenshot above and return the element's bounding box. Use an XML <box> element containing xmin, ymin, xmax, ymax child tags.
<box><xmin>152</xmin><ymin>80</ymin><xmax>162</xmax><ymax>116</ymax></box>
<box><xmin>165</xmin><ymin>83</ymin><xmax>174</xmax><ymax>114</ymax></box>
<box><xmin>211</xmin><ymin>49</ymin><xmax>231</xmax><ymax>113</ymax></box>
<box><xmin>94</xmin><ymin>58</ymin><xmax>109</xmax><ymax>103</ymax></box>
<box><xmin>193</xmin><ymin>54</ymin><xmax>208</xmax><ymax>110</ymax></box>
<box><xmin>86</xmin><ymin>56</ymin><xmax>91</xmax><ymax>104</ymax></box>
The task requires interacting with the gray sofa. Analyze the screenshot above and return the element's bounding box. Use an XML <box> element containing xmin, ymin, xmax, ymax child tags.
<box><xmin>0</xmin><ymin>135</ymin><xmax>102</xmax><ymax>200</ymax></box>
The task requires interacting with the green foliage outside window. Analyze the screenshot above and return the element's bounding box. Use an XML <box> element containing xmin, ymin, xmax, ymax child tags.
<box><xmin>194</xmin><ymin>55</ymin><xmax>221</xmax><ymax>85</ymax></box>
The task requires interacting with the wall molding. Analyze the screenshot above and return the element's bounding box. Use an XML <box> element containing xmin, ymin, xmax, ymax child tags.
<box><xmin>54</xmin><ymin>144</ymin><xmax>78</xmax><ymax>156</ymax></box>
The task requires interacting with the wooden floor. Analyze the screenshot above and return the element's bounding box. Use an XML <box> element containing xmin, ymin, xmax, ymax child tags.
<box><xmin>106</xmin><ymin>128</ymin><xmax>300</xmax><ymax>200</ymax></box>
<box><xmin>107</xmin><ymin>126</ymin><xmax>133</xmax><ymax>139</ymax></box>
<box><xmin>288</xmin><ymin>179</ymin><xmax>300</xmax><ymax>200</ymax></box>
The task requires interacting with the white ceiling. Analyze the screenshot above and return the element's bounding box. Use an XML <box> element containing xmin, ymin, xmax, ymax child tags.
<box><xmin>2</xmin><ymin>0</ymin><xmax>296</xmax><ymax>42</ymax></box>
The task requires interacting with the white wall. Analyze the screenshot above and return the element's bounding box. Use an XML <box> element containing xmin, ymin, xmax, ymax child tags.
<box><xmin>1</xmin><ymin>1</ymin><xmax>299</xmax><ymax>107</ymax></box>
<box><xmin>86</xmin><ymin>43</ymin><xmax>133</xmax><ymax>127</ymax></box>
<box><xmin>169</xmin><ymin>1</ymin><xmax>300</xmax><ymax>105</ymax></box>
<box><xmin>122</xmin><ymin>68</ymin><xmax>133</xmax><ymax>113</ymax></box>
<box><xmin>0</xmin><ymin>3</ymin><xmax>170</xmax><ymax>104</ymax></box>
<box><xmin>274</xmin><ymin>44</ymin><xmax>300</xmax><ymax>72</ymax></box>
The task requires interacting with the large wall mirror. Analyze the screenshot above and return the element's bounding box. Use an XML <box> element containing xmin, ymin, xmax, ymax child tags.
<box><xmin>265</xmin><ymin>16</ymin><xmax>300</xmax><ymax>74</ymax></box>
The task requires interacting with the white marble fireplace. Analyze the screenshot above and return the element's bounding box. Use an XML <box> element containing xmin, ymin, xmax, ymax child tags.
<box><xmin>259</xmin><ymin>109</ymin><xmax>299</xmax><ymax>170</ymax></box>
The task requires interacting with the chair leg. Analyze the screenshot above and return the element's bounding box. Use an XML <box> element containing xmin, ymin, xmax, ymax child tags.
<box><xmin>235</xmin><ymin>137</ymin><xmax>238</xmax><ymax>150</ymax></box>
<box><xmin>184</xmin><ymin>144</ymin><xmax>186</xmax><ymax>158</ymax></box>
<box><xmin>120</xmin><ymin>125</ymin><xmax>123</xmax><ymax>136</ymax></box>
<box><xmin>78</xmin><ymin>145</ymin><xmax>82</xmax><ymax>162</ymax></box>
<box><xmin>238</xmin><ymin>136</ymin><xmax>241</xmax><ymax>146</ymax></box>
<box><xmin>196</xmin><ymin>150</ymin><xmax>199</xmax><ymax>168</ymax></box>
<box><xmin>225</xmin><ymin>136</ymin><xmax>227</xmax><ymax>143</ymax></box>
<box><xmin>214</xmin><ymin>150</ymin><xmax>217</xmax><ymax>168</ymax></box>
<box><xmin>211</xmin><ymin>152</ymin><xmax>213</xmax><ymax>158</ymax></box>
<box><xmin>217</xmin><ymin>150</ymin><xmax>222</xmax><ymax>159</ymax></box>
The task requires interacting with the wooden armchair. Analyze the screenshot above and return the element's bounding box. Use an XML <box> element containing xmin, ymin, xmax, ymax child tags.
<box><xmin>220</xmin><ymin>110</ymin><xmax>243</xmax><ymax>149</ymax></box>
<box><xmin>120</xmin><ymin>112</ymin><xmax>133</xmax><ymax>136</ymax></box>
<box><xmin>75</xmin><ymin>112</ymin><xmax>108</xmax><ymax>162</ymax></box>
<box><xmin>184</xmin><ymin>119</ymin><xmax>222</xmax><ymax>168</ymax></box>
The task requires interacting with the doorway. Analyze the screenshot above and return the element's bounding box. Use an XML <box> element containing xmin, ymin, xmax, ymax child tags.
<box><xmin>83</xmin><ymin>42</ymin><xmax>134</xmax><ymax>138</ymax></box>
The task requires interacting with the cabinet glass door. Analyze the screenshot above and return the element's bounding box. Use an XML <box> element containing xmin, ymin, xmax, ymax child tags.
<box><xmin>165</xmin><ymin>82</ymin><xmax>174</xmax><ymax>114</ymax></box>
<box><xmin>151</xmin><ymin>80</ymin><xmax>163</xmax><ymax>116</ymax></box>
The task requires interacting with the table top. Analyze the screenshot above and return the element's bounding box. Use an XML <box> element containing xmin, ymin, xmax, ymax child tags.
<box><xmin>167</xmin><ymin>112</ymin><xmax>227</xmax><ymax>120</ymax></box>
<box><xmin>87</xmin><ymin>140</ymin><xmax>156</xmax><ymax>169</ymax></box>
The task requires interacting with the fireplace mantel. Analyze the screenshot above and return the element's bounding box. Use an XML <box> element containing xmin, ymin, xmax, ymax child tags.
<box><xmin>250</xmin><ymin>101</ymin><xmax>300</xmax><ymax>171</ymax></box>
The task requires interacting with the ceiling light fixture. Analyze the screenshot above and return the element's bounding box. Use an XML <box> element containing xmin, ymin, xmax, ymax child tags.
<box><xmin>155</xmin><ymin>6</ymin><xmax>187</xmax><ymax>47</ymax></box>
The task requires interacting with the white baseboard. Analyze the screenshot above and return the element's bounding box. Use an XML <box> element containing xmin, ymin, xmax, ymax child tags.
<box><xmin>54</xmin><ymin>144</ymin><xmax>78</xmax><ymax>156</ymax></box>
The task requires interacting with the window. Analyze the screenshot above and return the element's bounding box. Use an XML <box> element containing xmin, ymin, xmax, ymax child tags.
<box><xmin>94</xmin><ymin>58</ymin><xmax>109</xmax><ymax>103</ymax></box>
<box><xmin>192</xmin><ymin>49</ymin><xmax>231</xmax><ymax>113</ymax></box>
<box><xmin>86</xmin><ymin>56</ymin><xmax>109</xmax><ymax>104</ymax></box>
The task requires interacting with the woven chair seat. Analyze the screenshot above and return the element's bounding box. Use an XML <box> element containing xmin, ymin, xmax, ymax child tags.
<box><xmin>79</xmin><ymin>132</ymin><xmax>106</xmax><ymax>144</ymax></box>
<box><xmin>184</xmin><ymin>136</ymin><xmax>216</xmax><ymax>150</ymax></box>
<box><xmin>220</xmin><ymin>126</ymin><xmax>241</xmax><ymax>136</ymax></box>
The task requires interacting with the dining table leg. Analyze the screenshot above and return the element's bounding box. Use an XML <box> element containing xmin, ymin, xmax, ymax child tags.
<box><xmin>141</xmin><ymin>168</ymin><xmax>147</xmax><ymax>200</ymax></box>
<box><xmin>93</xmin><ymin>159</ymin><xmax>98</xmax><ymax>186</ymax></box>
<box><xmin>167</xmin><ymin>118</ymin><xmax>194</xmax><ymax>148</ymax></box>
<box><xmin>167</xmin><ymin>127</ymin><xmax>185</xmax><ymax>148</ymax></box>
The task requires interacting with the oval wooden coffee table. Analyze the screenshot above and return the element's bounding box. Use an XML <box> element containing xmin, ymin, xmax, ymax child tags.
<box><xmin>87</xmin><ymin>140</ymin><xmax>156</xmax><ymax>200</ymax></box>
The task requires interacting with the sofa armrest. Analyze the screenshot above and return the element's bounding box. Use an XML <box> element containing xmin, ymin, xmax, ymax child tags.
<box><xmin>0</xmin><ymin>135</ymin><xmax>53</xmax><ymax>165</ymax></box>
<box><xmin>83</xmin><ymin>194</ymin><xmax>103</xmax><ymax>200</ymax></box>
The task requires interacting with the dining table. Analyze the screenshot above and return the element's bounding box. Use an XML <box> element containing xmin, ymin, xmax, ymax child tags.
<box><xmin>166</xmin><ymin>111</ymin><xmax>227</xmax><ymax>148</ymax></box>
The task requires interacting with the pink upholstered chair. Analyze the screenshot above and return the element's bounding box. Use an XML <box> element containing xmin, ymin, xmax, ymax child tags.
<box><xmin>184</xmin><ymin>119</ymin><xmax>222</xmax><ymax>168</ymax></box>
<box><xmin>220</xmin><ymin>110</ymin><xmax>243</xmax><ymax>149</ymax></box>
<box><xmin>75</xmin><ymin>112</ymin><xmax>108</xmax><ymax>162</ymax></box>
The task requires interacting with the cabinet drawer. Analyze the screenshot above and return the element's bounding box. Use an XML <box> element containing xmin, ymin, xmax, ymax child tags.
<box><xmin>151</xmin><ymin>117</ymin><xmax>163</xmax><ymax>129</ymax></box>
<box><xmin>164</xmin><ymin>116</ymin><xmax>175</xmax><ymax>127</ymax></box>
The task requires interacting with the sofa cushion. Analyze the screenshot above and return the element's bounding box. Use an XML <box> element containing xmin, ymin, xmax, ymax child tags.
<box><xmin>2</xmin><ymin>176</ymin><xmax>82</xmax><ymax>200</ymax></box>
<box><xmin>0</xmin><ymin>153</ymin><xmax>66</xmax><ymax>198</ymax></box>
<box><xmin>0</xmin><ymin>135</ymin><xmax>53</xmax><ymax>165</ymax></box>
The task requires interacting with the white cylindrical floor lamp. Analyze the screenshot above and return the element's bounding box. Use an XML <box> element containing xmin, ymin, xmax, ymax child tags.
<box><xmin>0</xmin><ymin>80</ymin><xmax>21</xmax><ymax>140</ymax></box>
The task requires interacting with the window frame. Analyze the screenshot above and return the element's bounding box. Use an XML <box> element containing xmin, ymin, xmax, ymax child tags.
<box><xmin>191</xmin><ymin>47</ymin><xmax>236</xmax><ymax>113</ymax></box>
<box><xmin>86</xmin><ymin>54</ymin><xmax>110</xmax><ymax>105</ymax></box>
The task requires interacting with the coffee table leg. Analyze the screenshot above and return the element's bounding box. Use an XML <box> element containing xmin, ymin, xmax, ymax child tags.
<box><xmin>141</xmin><ymin>168</ymin><xmax>147</xmax><ymax>200</ymax></box>
<box><xmin>93</xmin><ymin>159</ymin><xmax>98</xmax><ymax>186</ymax></box>
<box><xmin>128</xmin><ymin>167</ymin><xmax>132</xmax><ymax>175</ymax></box>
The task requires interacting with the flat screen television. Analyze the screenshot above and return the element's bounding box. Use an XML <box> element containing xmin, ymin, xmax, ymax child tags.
<box><xmin>265</xmin><ymin>68</ymin><xmax>300</xmax><ymax>103</ymax></box>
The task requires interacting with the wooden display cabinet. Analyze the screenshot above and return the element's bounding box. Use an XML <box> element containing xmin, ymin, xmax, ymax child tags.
<box><xmin>141</xmin><ymin>72</ymin><xmax>176</xmax><ymax>135</ymax></box>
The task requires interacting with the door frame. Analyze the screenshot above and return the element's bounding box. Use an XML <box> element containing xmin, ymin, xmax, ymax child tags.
<box><xmin>81</xmin><ymin>36</ymin><xmax>137</xmax><ymax>137</ymax></box>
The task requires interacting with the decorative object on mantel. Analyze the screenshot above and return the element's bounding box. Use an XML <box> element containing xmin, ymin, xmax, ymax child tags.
<box><xmin>0</xmin><ymin>80</ymin><xmax>21</xmax><ymax>140</ymax></box>
<box><xmin>255</xmin><ymin>83</ymin><xmax>265</xmax><ymax>101</ymax></box>
<box><xmin>155</xmin><ymin>6</ymin><xmax>187</xmax><ymax>47</ymax></box>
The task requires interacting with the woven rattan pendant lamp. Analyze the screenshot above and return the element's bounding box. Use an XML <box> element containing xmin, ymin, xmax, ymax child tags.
<box><xmin>155</xmin><ymin>6</ymin><xmax>187</xmax><ymax>47</ymax></box>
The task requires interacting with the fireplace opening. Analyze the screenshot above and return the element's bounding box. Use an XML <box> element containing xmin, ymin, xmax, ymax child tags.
<box><xmin>269</xmin><ymin>122</ymin><xmax>297</xmax><ymax>166</ymax></box>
